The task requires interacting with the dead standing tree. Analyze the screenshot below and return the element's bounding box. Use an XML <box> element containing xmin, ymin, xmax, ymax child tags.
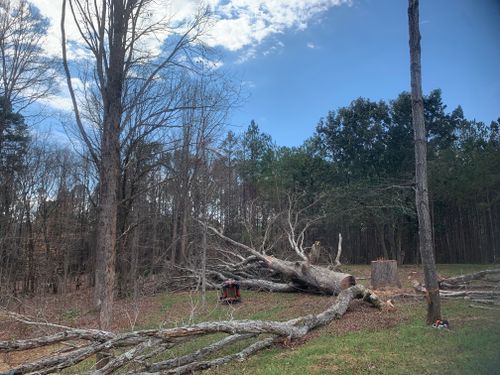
<box><xmin>408</xmin><ymin>0</ymin><xmax>441</xmax><ymax>324</ymax></box>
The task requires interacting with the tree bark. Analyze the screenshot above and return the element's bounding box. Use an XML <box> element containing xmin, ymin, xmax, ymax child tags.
<box><xmin>408</xmin><ymin>0</ymin><xmax>441</xmax><ymax>324</ymax></box>
<box><xmin>333</xmin><ymin>232</ymin><xmax>342</xmax><ymax>269</ymax></box>
<box><xmin>371</xmin><ymin>260</ymin><xmax>401</xmax><ymax>289</ymax></box>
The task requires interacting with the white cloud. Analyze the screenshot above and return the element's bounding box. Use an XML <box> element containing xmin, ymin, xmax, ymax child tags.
<box><xmin>29</xmin><ymin>0</ymin><xmax>75</xmax><ymax>57</ymax></box>
<box><xmin>39</xmin><ymin>93</ymin><xmax>74</xmax><ymax>112</ymax></box>
<box><xmin>30</xmin><ymin>0</ymin><xmax>349</xmax><ymax>63</ymax></box>
<box><xmin>205</xmin><ymin>0</ymin><xmax>349</xmax><ymax>52</ymax></box>
<box><xmin>235</xmin><ymin>47</ymin><xmax>257</xmax><ymax>64</ymax></box>
<box><xmin>307</xmin><ymin>42</ymin><xmax>318</xmax><ymax>49</ymax></box>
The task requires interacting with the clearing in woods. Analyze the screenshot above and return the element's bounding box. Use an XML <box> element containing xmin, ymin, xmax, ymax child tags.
<box><xmin>0</xmin><ymin>264</ymin><xmax>499</xmax><ymax>374</ymax></box>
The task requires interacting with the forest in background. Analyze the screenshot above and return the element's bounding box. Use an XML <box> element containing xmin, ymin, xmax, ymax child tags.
<box><xmin>1</xmin><ymin>84</ymin><xmax>499</xmax><ymax>298</ymax></box>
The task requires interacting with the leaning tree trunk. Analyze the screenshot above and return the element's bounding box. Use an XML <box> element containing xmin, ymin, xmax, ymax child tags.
<box><xmin>408</xmin><ymin>0</ymin><xmax>441</xmax><ymax>324</ymax></box>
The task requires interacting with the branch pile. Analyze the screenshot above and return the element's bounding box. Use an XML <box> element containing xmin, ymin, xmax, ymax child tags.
<box><xmin>203</xmin><ymin>224</ymin><xmax>354</xmax><ymax>296</ymax></box>
<box><xmin>0</xmin><ymin>285</ymin><xmax>381</xmax><ymax>374</ymax></box>
<box><xmin>408</xmin><ymin>269</ymin><xmax>500</xmax><ymax>308</ymax></box>
<box><xmin>439</xmin><ymin>269</ymin><xmax>500</xmax><ymax>309</ymax></box>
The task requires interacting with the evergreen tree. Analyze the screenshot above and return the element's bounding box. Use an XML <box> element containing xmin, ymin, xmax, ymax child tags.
<box><xmin>0</xmin><ymin>97</ymin><xmax>29</xmax><ymax>217</ymax></box>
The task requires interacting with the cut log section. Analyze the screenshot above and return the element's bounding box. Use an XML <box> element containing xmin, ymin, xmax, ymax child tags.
<box><xmin>371</xmin><ymin>260</ymin><xmax>401</xmax><ymax>289</ymax></box>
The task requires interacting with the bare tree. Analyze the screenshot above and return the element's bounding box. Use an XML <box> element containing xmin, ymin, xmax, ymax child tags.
<box><xmin>408</xmin><ymin>0</ymin><xmax>441</xmax><ymax>324</ymax></box>
<box><xmin>60</xmin><ymin>1</ymin><xmax>212</xmax><ymax>355</ymax></box>
<box><xmin>0</xmin><ymin>0</ymin><xmax>57</xmax><ymax>120</ymax></box>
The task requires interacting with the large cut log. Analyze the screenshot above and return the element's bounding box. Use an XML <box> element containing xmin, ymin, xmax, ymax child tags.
<box><xmin>264</xmin><ymin>256</ymin><xmax>355</xmax><ymax>295</ymax></box>
<box><xmin>371</xmin><ymin>260</ymin><xmax>401</xmax><ymax>289</ymax></box>
<box><xmin>206</xmin><ymin>224</ymin><xmax>355</xmax><ymax>295</ymax></box>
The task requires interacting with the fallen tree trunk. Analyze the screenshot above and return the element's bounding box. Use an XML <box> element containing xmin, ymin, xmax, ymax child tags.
<box><xmin>439</xmin><ymin>290</ymin><xmax>500</xmax><ymax>299</ymax></box>
<box><xmin>206</xmin><ymin>224</ymin><xmax>355</xmax><ymax>295</ymax></box>
<box><xmin>262</xmin><ymin>256</ymin><xmax>355</xmax><ymax>295</ymax></box>
<box><xmin>238</xmin><ymin>278</ymin><xmax>301</xmax><ymax>293</ymax></box>
<box><xmin>0</xmin><ymin>285</ymin><xmax>381</xmax><ymax>375</ymax></box>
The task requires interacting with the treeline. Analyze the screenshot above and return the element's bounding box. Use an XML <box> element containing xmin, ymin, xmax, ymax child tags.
<box><xmin>217</xmin><ymin>89</ymin><xmax>500</xmax><ymax>267</ymax></box>
<box><xmin>1</xmin><ymin>88</ymin><xmax>499</xmax><ymax>297</ymax></box>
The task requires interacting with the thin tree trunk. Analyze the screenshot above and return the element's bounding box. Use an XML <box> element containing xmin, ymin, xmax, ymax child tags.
<box><xmin>487</xmin><ymin>193</ymin><xmax>497</xmax><ymax>263</ymax></box>
<box><xmin>458</xmin><ymin>206</ymin><xmax>466</xmax><ymax>262</ymax></box>
<box><xmin>408</xmin><ymin>0</ymin><xmax>441</xmax><ymax>324</ymax></box>
<box><xmin>180</xmin><ymin>200</ymin><xmax>190</xmax><ymax>264</ymax></box>
<box><xmin>377</xmin><ymin>223</ymin><xmax>389</xmax><ymax>260</ymax></box>
<box><xmin>201</xmin><ymin>220</ymin><xmax>208</xmax><ymax>306</ymax></box>
<box><xmin>24</xmin><ymin>200</ymin><xmax>35</xmax><ymax>295</ymax></box>
<box><xmin>171</xmin><ymin>199</ymin><xmax>179</xmax><ymax>265</ymax></box>
<box><xmin>396</xmin><ymin>225</ymin><xmax>404</xmax><ymax>264</ymax></box>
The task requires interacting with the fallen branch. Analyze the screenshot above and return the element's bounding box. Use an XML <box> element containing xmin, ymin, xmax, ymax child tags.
<box><xmin>412</xmin><ymin>278</ymin><xmax>500</xmax><ymax>302</ymax></box>
<box><xmin>0</xmin><ymin>285</ymin><xmax>381</xmax><ymax>374</ymax></box>
<box><xmin>439</xmin><ymin>269</ymin><xmax>500</xmax><ymax>289</ymax></box>
<box><xmin>468</xmin><ymin>299</ymin><xmax>500</xmax><ymax>306</ymax></box>
<box><xmin>439</xmin><ymin>290</ymin><xmax>500</xmax><ymax>299</ymax></box>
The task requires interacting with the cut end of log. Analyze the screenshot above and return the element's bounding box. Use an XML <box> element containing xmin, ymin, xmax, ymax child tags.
<box><xmin>341</xmin><ymin>275</ymin><xmax>356</xmax><ymax>289</ymax></box>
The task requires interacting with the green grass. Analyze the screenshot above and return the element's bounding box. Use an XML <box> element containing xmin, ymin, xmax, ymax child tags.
<box><xmin>157</xmin><ymin>290</ymin><xmax>298</xmax><ymax>324</ymax></box>
<box><xmin>215</xmin><ymin>300</ymin><xmax>500</xmax><ymax>375</ymax></box>
<box><xmin>64</xmin><ymin>264</ymin><xmax>500</xmax><ymax>374</ymax></box>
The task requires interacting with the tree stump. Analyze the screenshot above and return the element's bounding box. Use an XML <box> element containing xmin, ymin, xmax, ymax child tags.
<box><xmin>371</xmin><ymin>260</ymin><xmax>401</xmax><ymax>289</ymax></box>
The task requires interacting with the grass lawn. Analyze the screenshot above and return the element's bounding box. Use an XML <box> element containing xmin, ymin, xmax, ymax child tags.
<box><xmin>213</xmin><ymin>299</ymin><xmax>500</xmax><ymax>375</ymax></box>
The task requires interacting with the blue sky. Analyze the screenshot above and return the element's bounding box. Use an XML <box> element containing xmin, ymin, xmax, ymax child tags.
<box><xmin>220</xmin><ymin>0</ymin><xmax>500</xmax><ymax>146</ymax></box>
<box><xmin>30</xmin><ymin>0</ymin><xmax>500</xmax><ymax>147</ymax></box>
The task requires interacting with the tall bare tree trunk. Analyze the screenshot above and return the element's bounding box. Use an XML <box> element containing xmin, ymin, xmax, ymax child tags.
<box><xmin>24</xmin><ymin>199</ymin><xmax>35</xmax><ymax>295</ymax></box>
<box><xmin>408</xmin><ymin>0</ymin><xmax>441</xmax><ymax>324</ymax></box>
<box><xmin>95</xmin><ymin>131</ymin><xmax>119</xmax><ymax>330</ymax></box>
<box><xmin>201</xmin><ymin>220</ymin><xmax>208</xmax><ymax>306</ymax></box>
